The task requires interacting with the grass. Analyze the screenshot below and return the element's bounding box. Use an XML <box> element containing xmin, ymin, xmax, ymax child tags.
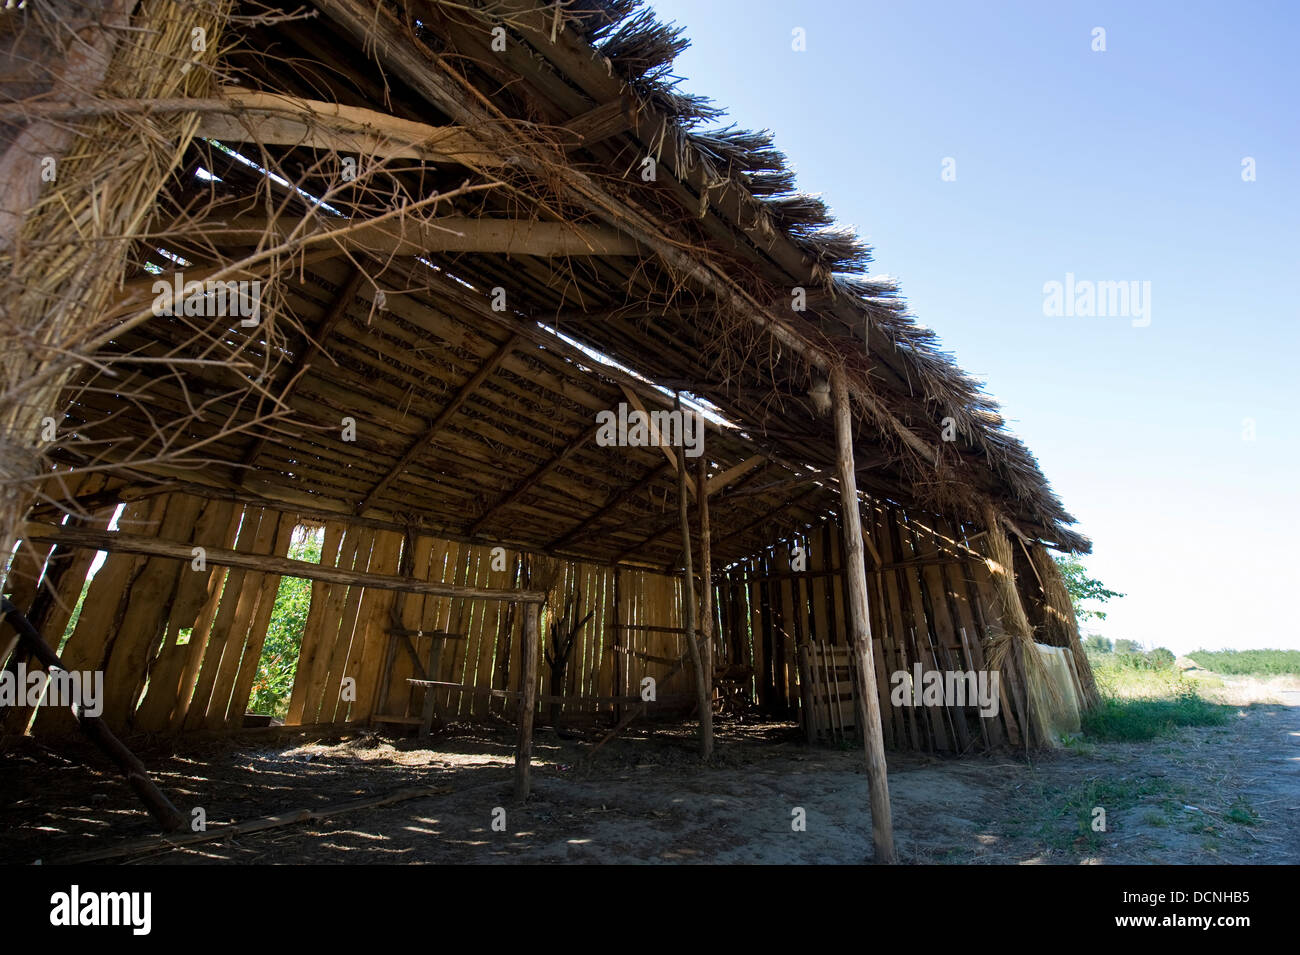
<box><xmin>1008</xmin><ymin>773</ymin><xmax>1179</xmax><ymax>853</ymax></box>
<box><xmin>1187</xmin><ymin>648</ymin><xmax>1300</xmax><ymax>676</ymax></box>
<box><xmin>1081</xmin><ymin>655</ymin><xmax>1235</xmax><ymax>742</ymax></box>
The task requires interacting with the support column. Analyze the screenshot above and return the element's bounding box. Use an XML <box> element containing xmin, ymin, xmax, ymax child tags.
<box><xmin>830</xmin><ymin>367</ymin><xmax>896</xmax><ymax>864</ymax></box>
<box><xmin>514</xmin><ymin>600</ymin><xmax>541</xmax><ymax>800</ymax></box>
<box><xmin>696</xmin><ymin>456</ymin><xmax>715</xmax><ymax>760</ymax></box>
<box><xmin>674</xmin><ymin>395</ymin><xmax>711</xmax><ymax>760</ymax></box>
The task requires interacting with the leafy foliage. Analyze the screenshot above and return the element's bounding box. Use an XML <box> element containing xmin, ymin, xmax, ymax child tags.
<box><xmin>247</xmin><ymin>529</ymin><xmax>322</xmax><ymax>718</ymax></box>
<box><xmin>1052</xmin><ymin>554</ymin><xmax>1124</xmax><ymax>623</ymax></box>
<box><xmin>1186</xmin><ymin>648</ymin><xmax>1300</xmax><ymax>676</ymax></box>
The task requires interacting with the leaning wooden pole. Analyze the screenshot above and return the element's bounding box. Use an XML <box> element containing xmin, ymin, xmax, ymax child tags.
<box><xmin>695</xmin><ymin>456</ymin><xmax>715</xmax><ymax>760</ymax></box>
<box><xmin>0</xmin><ymin>598</ymin><xmax>186</xmax><ymax>832</ymax></box>
<box><xmin>513</xmin><ymin>600</ymin><xmax>541</xmax><ymax>800</ymax></box>
<box><xmin>829</xmin><ymin>367</ymin><xmax>896</xmax><ymax>863</ymax></box>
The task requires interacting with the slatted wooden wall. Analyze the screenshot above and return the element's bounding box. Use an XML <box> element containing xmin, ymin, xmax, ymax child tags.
<box><xmin>717</xmin><ymin>507</ymin><xmax>1040</xmax><ymax>753</ymax></box>
<box><xmin>3</xmin><ymin>492</ymin><xmax>698</xmax><ymax>738</ymax></box>
<box><xmin>6</xmin><ymin>488</ymin><xmax>1061</xmax><ymax>751</ymax></box>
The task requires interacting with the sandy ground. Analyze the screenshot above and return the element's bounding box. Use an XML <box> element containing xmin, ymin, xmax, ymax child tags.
<box><xmin>2</xmin><ymin>678</ymin><xmax>1296</xmax><ymax>865</ymax></box>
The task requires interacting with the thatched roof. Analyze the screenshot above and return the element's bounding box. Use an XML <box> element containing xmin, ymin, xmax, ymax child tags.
<box><xmin>53</xmin><ymin>0</ymin><xmax>1088</xmax><ymax>565</ymax></box>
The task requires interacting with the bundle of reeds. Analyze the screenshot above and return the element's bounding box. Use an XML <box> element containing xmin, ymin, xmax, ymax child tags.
<box><xmin>0</xmin><ymin>0</ymin><xmax>231</xmax><ymax>565</ymax></box>
<box><xmin>980</xmin><ymin>503</ymin><xmax>1062</xmax><ymax>748</ymax></box>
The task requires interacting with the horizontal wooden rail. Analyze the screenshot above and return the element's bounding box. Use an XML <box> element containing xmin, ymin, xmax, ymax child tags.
<box><xmin>24</xmin><ymin>525</ymin><xmax>547</xmax><ymax>603</ymax></box>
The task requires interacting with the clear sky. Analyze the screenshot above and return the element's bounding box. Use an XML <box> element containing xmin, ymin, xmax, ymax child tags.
<box><xmin>645</xmin><ymin>0</ymin><xmax>1299</xmax><ymax>652</ymax></box>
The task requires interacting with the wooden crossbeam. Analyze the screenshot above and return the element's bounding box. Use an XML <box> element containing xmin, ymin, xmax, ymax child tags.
<box><xmin>356</xmin><ymin>334</ymin><xmax>519</xmax><ymax>513</ymax></box>
<box><xmin>212</xmin><ymin>215</ymin><xmax>641</xmax><ymax>257</ymax></box>
<box><xmin>467</xmin><ymin>425</ymin><xmax>592</xmax><ymax>536</ymax></box>
<box><xmin>25</xmin><ymin>525</ymin><xmax>547</xmax><ymax>603</ymax></box>
<box><xmin>705</xmin><ymin>454</ymin><xmax>766</xmax><ymax>495</ymax></box>
<box><xmin>241</xmin><ymin>266</ymin><xmax>364</xmax><ymax>474</ymax></box>
<box><xmin>618</xmin><ymin>385</ymin><xmax>695</xmax><ymax>500</ymax></box>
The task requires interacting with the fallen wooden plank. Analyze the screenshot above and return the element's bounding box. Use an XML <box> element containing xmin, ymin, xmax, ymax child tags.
<box><xmin>0</xmin><ymin>598</ymin><xmax>186</xmax><ymax>833</ymax></box>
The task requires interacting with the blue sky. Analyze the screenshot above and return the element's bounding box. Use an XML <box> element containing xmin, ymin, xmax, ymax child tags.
<box><xmin>646</xmin><ymin>0</ymin><xmax>1300</xmax><ymax>652</ymax></box>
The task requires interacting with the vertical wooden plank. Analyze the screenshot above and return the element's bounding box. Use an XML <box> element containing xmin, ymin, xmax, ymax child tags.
<box><xmin>34</xmin><ymin>496</ymin><xmax>166</xmax><ymax>735</ymax></box>
<box><xmin>198</xmin><ymin>508</ymin><xmax>282</xmax><ymax>730</ymax></box>
<box><xmin>225</xmin><ymin>512</ymin><xmax>299</xmax><ymax>727</ymax></box>
<box><xmin>304</xmin><ymin>525</ymin><xmax>369</xmax><ymax>724</ymax></box>
<box><xmin>349</xmin><ymin>529</ymin><xmax>404</xmax><ymax>721</ymax></box>
<box><xmin>285</xmin><ymin>519</ymin><xmax>346</xmax><ymax>725</ymax></box>
<box><xmin>135</xmin><ymin>496</ymin><xmax>239</xmax><ymax>731</ymax></box>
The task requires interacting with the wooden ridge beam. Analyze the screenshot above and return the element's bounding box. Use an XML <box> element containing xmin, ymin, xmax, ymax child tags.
<box><xmin>356</xmin><ymin>333</ymin><xmax>519</xmax><ymax>513</ymax></box>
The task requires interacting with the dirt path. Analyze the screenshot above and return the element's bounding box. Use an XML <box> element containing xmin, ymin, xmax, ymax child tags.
<box><xmin>3</xmin><ymin>686</ymin><xmax>1296</xmax><ymax>864</ymax></box>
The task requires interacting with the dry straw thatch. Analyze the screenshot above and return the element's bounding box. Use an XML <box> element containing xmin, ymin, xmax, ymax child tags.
<box><xmin>980</xmin><ymin>504</ymin><xmax>1063</xmax><ymax>749</ymax></box>
<box><xmin>0</xmin><ymin>0</ymin><xmax>231</xmax><ymax>558</ymax></box>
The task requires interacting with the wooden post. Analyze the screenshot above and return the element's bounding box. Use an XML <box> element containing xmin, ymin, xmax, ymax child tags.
<box><xmin>0</xmin><ymin>598</ymin><xmax>186</xmax><ymax>832</ymax></box>
<box><xmin>674</xmin><ymin>396</ymin><xmax>710</xmax><ymax>760</ymax></box>
<box><xmin>695</xmin><ymin>457</ymin><xmax>715</xmax><ymax>760</ymax></box>
<box><xmin>514</xmin><ymin>600</ymin><xmax>541</xmax><ymax>800</ymax></box>
<box><xmin>829</xmin><ymin>367</ymin><xmax>896</xmax><ymax>863</ymax></box>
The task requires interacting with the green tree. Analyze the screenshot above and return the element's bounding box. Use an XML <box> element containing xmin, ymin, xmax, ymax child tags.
<box><xmin>1145</xmin><ymin>647</ymin><xmax>1176</xmax><ymax>669</ymax></box>
<box><xmin>1113</xmin><ymin>638</ymin><xmax>1142</xmax><ymax>655</ymax></box>
<box><xmin>1052</xmin><ymin>554</ymin><xmax>1124</xmax><ymax>625</ymax></box>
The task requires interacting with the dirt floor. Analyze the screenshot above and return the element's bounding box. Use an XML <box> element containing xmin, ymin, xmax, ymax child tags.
<box><xmin>3</xmin><ymin>678</ymin><xmax>1297</xmax><ymax>865</ymax></box>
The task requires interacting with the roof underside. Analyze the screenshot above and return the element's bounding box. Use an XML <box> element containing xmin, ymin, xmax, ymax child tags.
<box><xmin>56</xmin><ymin>0</ymin><xmax>1089</xmax><ymax>568</ymax></box>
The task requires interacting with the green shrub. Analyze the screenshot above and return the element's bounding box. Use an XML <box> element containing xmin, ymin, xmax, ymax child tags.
<box><xmin>1186</xmin><ymin>649</ymin><xmax>1300</xmax><ymax>676</ymax></box>
<box><xmin>1145</xmin><ymin>647</ymin><xmax>1176</xmax><ymax>670</ymax></box>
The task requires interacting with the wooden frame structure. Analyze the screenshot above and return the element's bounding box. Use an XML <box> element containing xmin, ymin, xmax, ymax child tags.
<box><xmin>0</xmin><ymin>0</ymin><xmax>1097</xmax><ymax>862</ymax></box>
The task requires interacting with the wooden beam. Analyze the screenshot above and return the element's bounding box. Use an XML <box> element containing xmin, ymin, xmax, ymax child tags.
<box><xmin>696</xmin><ymin>452</ymin><xmax>715</xmax><ymax>758</ymax></box>
<box><xmin>25</xmin><ymin>525</ymin><xmax>546</xmax><ymax>603</ymax></box>
<box><xmin>468</xmin><ymin>425</ymin><xmax>591</xmax><ymax>536</ymax></box>
<box><xmin>514</xmin><ymin>600</ymin><xmax>540</xmax><ymax>800</ymax></box>
<box><xmin>619</xmin><ymin>385</ymin><xmax>695</xmax><ymax>500</ymax></box>
<box><xmin>830</xmin><ymin>366</ymin><xmax>895</xmax><ymax>864</ymax></box>
<box><xmin>676</xmin><ymin>396</ymin><xmax>711</xmax><ymax>760</ymax></box>
<box><xmin>705</xmin><ymin>454</ymin><xmax>766</xmax><ymax>495</ymax></box>
<box><xmin>0</xmin><ymin>598</ymin><xmax>186</xmax><ymax>832</ymax></box>
<box><xmin>545</xmin><ymin>460</ymin><xmax>670</xmax><ymax>551</ymax></box>
<box><xmin>356</xmin><ymin>333</ymin><xmax>518</xmax><ymax>512</ymax></box>
<box><xmin>198</xmin><ymin>88</ymin><xmax>503</xmax><ymax>167</ymax></box>
<box><xmin>241</xmin><ymin>266</ymin><xmax>364</xmax><ymax>474</ymax></box>
<box><xmin>213</xmin><ymin>214</ymin><xmax>641</xmax><ymax>257</ymax></box>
